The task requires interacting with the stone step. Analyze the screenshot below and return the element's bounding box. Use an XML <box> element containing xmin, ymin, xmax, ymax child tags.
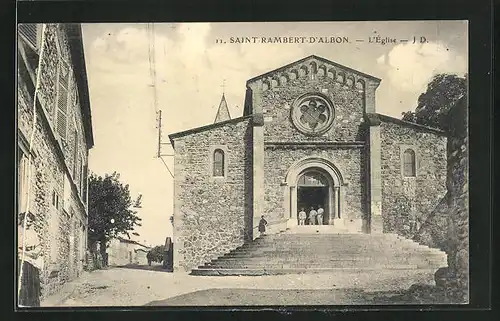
<box><xmin>220</xmin><ymin>248</ymin><xmax>445</xmax><ymax>257</ymax></box>
<box><xmin>194</xmin><ymin>232</ymin><xmax>448</xmax><ymax>276</ymax></box>
<box><xmin>217</xmin><ymin>253</ymin><xmax>446</xmax><ymax>261</ymax></box>
<box><xmin>217</xmin><ymin>257</ymin><xmax>446</xmax><ymax>268</ymax></box>
<box><xmin>241</xmin><ymin>242</ymin><xmax>446</xmax><ymax>253</ymax></box>
<box><xmin>190</xmin><ymin>266</ymin><xmax>422</xmax><ymax>276</ymax></box>
<box><xmin>261</xmin><ymin>234</ymin><xmax>395</xmax><ymax>239</ymax></box>
<box><xmin>213</xmin><ymin>257</ymin><xmax>446</xmax><ymax>267</ymax></box>
<box><xmin>200</xmin><ymin>262</ymin><xmax>427</xmax><ymax>269</ymax></box>
<box><xmin>198</xmin><ymin>261</ymin><xmax>443</xmax><ymax>269</ymax></box>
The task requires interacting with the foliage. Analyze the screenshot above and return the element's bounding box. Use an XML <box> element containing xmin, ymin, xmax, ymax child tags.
<box><xmin>402</xmin><ymin>73</ymin><xmax>467</xmax><ymax>130</ymax></box>
<box><xmin>88</xmin><ymin>172</ymin><xmax>142</xmax><ymax>245</ymax></box>
<box><xmin>147</xmin><ymin>245</ymin><xmax>166</xmax><ymax>264</ymax></box>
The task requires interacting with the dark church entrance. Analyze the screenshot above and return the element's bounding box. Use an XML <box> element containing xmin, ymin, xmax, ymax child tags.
<box><xmin>296</xmin><ymin>169</ymin><xmax>331</xmax><ymax>225</ymax></box>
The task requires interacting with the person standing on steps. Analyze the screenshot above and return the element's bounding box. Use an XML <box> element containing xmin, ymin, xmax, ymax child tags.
<box><xmin>308</xmin><ymin>207</ymin><xmax>317</xmax><ymax>225</ymax></box>
<box><xmin>316</xmin><ymin>205</ymin><xmax>324</xmax><ymax>225</ymax></box>
<box><xmin>258</xmin><ymin>215</ymin><xmax>268</xmax><ymax>236</ymax></box>
<box><xmin>298</xmin><ymin>208</ymin><xmax>306</xmax><ymax>225</ymax></box>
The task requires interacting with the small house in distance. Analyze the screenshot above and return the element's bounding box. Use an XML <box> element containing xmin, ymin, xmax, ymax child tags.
<box><xmin>107</xmin><ymin>237</ymin><xmax>151</xmax><ymax>266</ymax></box>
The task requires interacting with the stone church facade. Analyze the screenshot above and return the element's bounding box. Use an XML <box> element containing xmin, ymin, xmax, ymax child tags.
<box><xmin>169</xmin><ymin>55</ymin><xmax>447</xmax><ymax>272</ymax></box>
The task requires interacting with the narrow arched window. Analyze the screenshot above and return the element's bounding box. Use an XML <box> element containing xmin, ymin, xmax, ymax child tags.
<box><xmin>213</xmin><ymin>149</ymin><xmax>225</xmax><ymax>177</ymax></box>
<box><xmin>403</xmin><ymin>149</ymin><xmax>416</xmax><ymax>177</ymax></box>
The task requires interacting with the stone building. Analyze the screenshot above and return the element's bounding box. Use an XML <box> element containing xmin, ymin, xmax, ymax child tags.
<box><xmin>17</xmin><ymin>23</ymin><xmax>93</xmax><ymax>298</ymax></box>
<box><xmin>169</xmin><ymin>55</ymin><xmax>448</xmax><ymax>272</ymax></box>
<box><xmin>107</xmin><ymin>237</ymin><xmax>151</xmax><ymax>266</ymax></box>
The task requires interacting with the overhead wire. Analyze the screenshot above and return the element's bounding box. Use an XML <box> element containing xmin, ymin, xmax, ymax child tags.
<box><xmin>147</xmin><ymin>23</ymin><xmax>174</xmax><ymax>177</ymax></box>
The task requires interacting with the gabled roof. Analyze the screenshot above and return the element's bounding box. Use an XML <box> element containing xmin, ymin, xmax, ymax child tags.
<box><xmin>168</xmin><ymin>115</ymin><xmax>253</xmax><ymax>146</ymax></box>
<box><xmin>116</xmin><ymin>237</ymin><xmax>150</xmax><ymax>248</ymax></box>
<box><xmin>214</xmin><ymin>94</ymin><xmax>231</xmax><ymax>123</ymax></box>
<box><xmin>246</xmin><ymin>54</ymin><xmax>381</xmax><ymax>85</ymax></box>
<box><xmin>372</xmin><ymin>113</ymin><xmax>446</xmax><ymax>135</ymax></box>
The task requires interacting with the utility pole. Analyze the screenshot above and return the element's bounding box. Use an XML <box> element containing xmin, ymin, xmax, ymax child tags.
<box><xmin>156</xmin><ymin>110</ymin><xmax>162</xmax><ymax>158</ymax></box>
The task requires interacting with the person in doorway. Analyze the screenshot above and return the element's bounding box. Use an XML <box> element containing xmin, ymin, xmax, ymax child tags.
<box><xmin>17</xmin><ymin>212</ymin><xmax>42</xmax><ymax>307</ymax></box>
<box><xmin>308</xmin><ymin>207</ymin><xmax>317</xmax><ymax>225</ymax></box>
<box><xmin>316</xmin><ymin>205</ymin><xmax>324</xmax><ymax>225</ymax></box>
<box><xmin>298</xmin><ymin>208</ymin><xmax>306</xmax><ymax>225</ymax></box>
<box><xmin>258</xmin><ymin>215</ymin><xmax>268</xmax><ymax>236</ymax></box>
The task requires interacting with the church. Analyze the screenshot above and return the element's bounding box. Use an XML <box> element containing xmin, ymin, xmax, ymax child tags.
<box><xmin>168</xmin><ymin>55</ymin><xmax>448</xmax><ymax>272</ymax></box>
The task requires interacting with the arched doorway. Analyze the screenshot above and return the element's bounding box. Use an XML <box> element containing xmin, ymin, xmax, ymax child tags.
<box><xmin>284</xmin><ymin>157</ymin><xmax>345</xmax><ymax>228</ymax></box>
<box><xmin>297</xmin><ymin>169</ymin><xmax>332</xmax><ymax>225</ymax></box>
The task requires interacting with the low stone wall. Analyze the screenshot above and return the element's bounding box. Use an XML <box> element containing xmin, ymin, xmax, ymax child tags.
<box><xmin>413</xmin><ymin>194</ymin><xmax>451</xmax><ymax>253</ymax></box>
<box><xmin>435</xmin><ymin>97</ymin><xmax>469</xmax><ymax>303</ymax></box>
<box><xmin>412</xmin><ymin>97</ymin><xmax>468</xmax><ymax>303</ymax></box>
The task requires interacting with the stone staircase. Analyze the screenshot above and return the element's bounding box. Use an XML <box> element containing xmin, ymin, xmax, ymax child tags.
<box><xmin>191</xmin><ymin>226</ymin><xmax>448</xmax><ymax>276</ymax></box>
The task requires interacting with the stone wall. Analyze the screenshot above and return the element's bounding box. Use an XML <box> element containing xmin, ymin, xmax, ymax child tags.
<box><xmin>435</xmin><ymin>97</ymin><xmax>469</xmax><ymax>302</ymax></box>
<box><xmin>254</xmin><ymin>57</ymin><xmax>372</xmax><ymax>143</ymax></box>
<box><xmin>172</xmin><ymin>118</ymin><xmax>253</xmax><ymax>271</ymax></box>
<box><xmin>264</xmin><ymin>147</ymin><xmax>366</xmax><ymax>223</ymax></box>
<box><xmin>413</xmin><ymin>194</ymin><xmax>451</xmax><ymax>253</ymax></box>
<box><xmin>107</xmin><ymin>239</ymin><xmax>149</xmax><ymax>266</ymax></box>
<box><xmin>17</xmin><ymin>24</ymin><xmax>90</xmax><ymax>299</ymax></box>
<box><xmin>380</xmin><ymin>121</ymin><xmax>447</xmax><ymax>238</ymax></box>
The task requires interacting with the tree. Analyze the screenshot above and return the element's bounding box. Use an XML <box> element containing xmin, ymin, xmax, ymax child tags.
<box><xmin>147</xmin><ymin>245</ymin><xmax>165</xmax><ymax>266</ymax></box>
<box><xmin>88</xmin><ymin>172</ymin><xmax>142</xmax><ymax>266</ymax></box>
<box><xmin>402</xmin><ymin>73</ymin><xmax>467</xmax><ymax>130</ymax></box>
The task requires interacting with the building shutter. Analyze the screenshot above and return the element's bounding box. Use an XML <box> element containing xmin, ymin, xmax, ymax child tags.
<box><xmin>82</xmin><ymin>162</ymin><xmax>88</xmax><ymax>204</ymax></box>
<box><xmin>56</xmin><ymin>60</ymin><xmax>70</xmax><ymax>143</ymax></box>
<box><xmin>18</xmin><ymin>154</ymin><xmax>29</xmax><ymax>214</ymax></box>
<box><xmin>74</xmin><ymin>154</ymin><xmax>80</xmax><ymax>190</ymax></box>
<box><xmin>73</xmin><ymin>129</ymin><xmax>78</xmax><ymax>178</ymax></box>
<box><xmin>18</xmin><ymin>24</ymin><xmax>39</xmax><ymax>51</ymax></box>
<box><xmin>79</xmin><ymin>156</ymin><xmax>84</xmax><ymax>196</ymax></box>
<box><xmin>63</xmin><ymin>173</ymin><xmax>71</xmax><ymax>212</ymax></box>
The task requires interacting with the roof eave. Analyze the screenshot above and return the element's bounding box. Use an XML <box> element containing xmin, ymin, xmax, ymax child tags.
<box><xmin>169</xmin><ymin>115</ymin><xmax>253</xmax><ymax>142</ymax></box>
<box><xmin>374</xmin><ymin>113</ymin><xmax>446</xmax><ymax>135</ymax></box>
<box><xmin>66</xmin><ymin>24</ymin><xmax>94</xmax><ymax>149</ymax></box>
<box><xmin>246</xmin><ymin>54</ymin><xmax>382</xmax><ymax>85</ymax></box>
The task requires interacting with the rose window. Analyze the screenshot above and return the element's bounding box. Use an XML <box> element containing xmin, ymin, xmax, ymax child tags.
<box><xmin>291</xmin><ymin>93</ymin><xmax>335</xmax><ymax>135</ymax></box>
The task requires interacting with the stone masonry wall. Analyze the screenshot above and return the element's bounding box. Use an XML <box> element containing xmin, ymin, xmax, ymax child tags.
<box><xmin>380</xmin><ymin>121</ymin><xmax>447</xmax><ymax>238</ymax></box>
<box><xmin>264</xmin><ymin>147</ymin><xmax>366</xmax><ymax>222</ymax></box>
<box><xmin>17</xmin><ymin>24</ymin><xmax>89</xmax><ymax>299</ymax></box>
<box><xmin>257</xmin><ymin>58</ymin><xmax>370</xmax><ymax>143</ymax></box>
<box><xmin>172</xmin><ymin>119</ymin><xmax>253</xmax><ymax>271</ymax></box>
<box><xmin>413</xmin><ymin>193</ymin><xmax>451</xmax><ymax>253</ymax></box>
<box><xmin>107</xmin><ymin>240</ymin><xmax>149</xmax><ymax>266</ymax></box>
<box><xmin>435</xmin><ymin>98</ymin><xmax>469</xmax><ymax>302</ymax></box>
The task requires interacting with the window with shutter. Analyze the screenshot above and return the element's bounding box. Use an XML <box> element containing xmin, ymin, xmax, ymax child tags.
<box><xmin>80</xmin><ymin>155</ymin><xmax>84</xmax><ymax>196</ymax></box>
<box><xmin>74</xmin><ymin>154</ymin><xmax>80</xmax><ymax>190</ymax></box>
<box><xmin>73</xmin><ymin>129</ymin><xmax>78</xmax><ymax>178</ymax></box>
<box><xmin>18</xmin><ymin>24</ymin><xmax>39</xmax><ymax>51</ymax></box>
<box><xmin>18</xmin><ymin>153</ymin><xmax>29</xmax><ymax>214</ymax></box>
<box><xmin>403</xmin><ymin>149</ymin><xmax>416</xmax><ymax>177</ymax></box>
<box><xmin>82</xmin><ymin>163</ymin><xmax>88</xmax><ymax>204</ymax></box>
<box><xmin>55</xmin><ymin>60</ymin><xmax>70</xmax><ymax>144</ymax></box>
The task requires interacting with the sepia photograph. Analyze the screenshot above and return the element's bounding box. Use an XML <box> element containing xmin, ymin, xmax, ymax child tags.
<box><xmin>16</xmin><ymin>20</ymin><xmax>470</xmax><ymax>308</ymax></box>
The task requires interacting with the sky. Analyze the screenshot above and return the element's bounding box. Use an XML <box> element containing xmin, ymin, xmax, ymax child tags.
<box><xmin>81</xmin><ymin>21</ymin><xmax>468</xmax><ymax>247</ymax></box>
